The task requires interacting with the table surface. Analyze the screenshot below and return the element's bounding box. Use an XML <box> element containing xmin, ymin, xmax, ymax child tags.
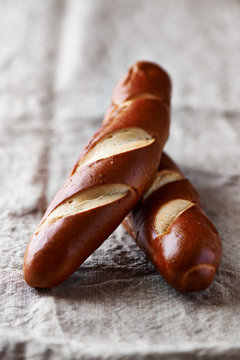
<box><xmin>1</xmin><ymin>1</ymin><xmax>240</xmax><ymax>359</ymax></box>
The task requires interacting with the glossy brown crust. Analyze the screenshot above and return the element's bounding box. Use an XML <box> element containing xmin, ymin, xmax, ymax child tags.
<box><xmin>123</xmin><ymin>153</ymin><xmax>222</xmax><ymax>292</ymax></box>
<box><xmin>42</xmin><ymin>100</ymin><xmax>170</xmax><ymax>221</ymax></box>
<box><xmin>103</xmin><ymin>61</ymin><xmax>171</xmax><ymax>125</ymax></box>
<box><xmin>23</xmin><ymin>61</ymin><xmax>171</xmax><ymax>288</ymax></box>
<box><xmin>24</xmin><ymin>192</ymin><xmax>136</xmax><ymax>288</ymax></box>
<box><xmin>111</xmin><ymin>61</ymin><xmax>172</xmax><ymax>105</ymax></box>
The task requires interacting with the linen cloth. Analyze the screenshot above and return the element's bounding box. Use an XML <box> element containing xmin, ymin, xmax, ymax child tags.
<box><xmin>0</xmin><ymin>1</ymin><xmax>240</xmax><ymax>359</ymax></box>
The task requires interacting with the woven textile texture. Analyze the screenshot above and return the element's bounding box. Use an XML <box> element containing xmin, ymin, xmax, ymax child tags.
<box><xmin>0</xmin><ymin>1</ymin><xmax>240</xmax><ymax>359</ymax></box>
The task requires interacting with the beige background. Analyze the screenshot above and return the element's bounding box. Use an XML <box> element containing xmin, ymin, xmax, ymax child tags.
<box><xmin>0</xmin><ymin>1</ymin><xmax>240</xmax><ymax>359</ymax></box>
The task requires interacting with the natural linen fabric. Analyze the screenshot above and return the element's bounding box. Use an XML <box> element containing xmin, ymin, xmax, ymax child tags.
<box><xmin>0</xmin><ymin>1</ymin><xmax>240</xmax><ymax>359</ymax></box>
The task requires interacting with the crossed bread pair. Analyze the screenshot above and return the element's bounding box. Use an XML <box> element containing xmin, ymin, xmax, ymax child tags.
<box><xmin>24</xmin><ymin>61</ymin><xmax>222</xmax><ymax>291</ymax></box>
<box><xmin>23</xmin><ymin>61</ymin><xmax>171</xmax><ymax>288</ymax></box>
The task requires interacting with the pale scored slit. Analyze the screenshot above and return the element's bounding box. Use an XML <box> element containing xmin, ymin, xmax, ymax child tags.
<box><xmin>144</xmin><ymin>169</ymin><xmax>194</xmax><ymax>235</ymax></box>
<box><xmin>154</xmin><ymin>200</ymin><xmax>194</xmax><ymax>236</ymax></box>
<box><xmin>118</xmin><ymin>93</ymin><xmax>163</xmax><ymax>107</ymax></box>
<box><xmin>76</xmin><ymin>127</ymin><xmax>154</xmax><ymax>171</ymax></box>
<box><xmin>37</xmin><ymin>184</ymin><xmax>130</xmax><ymax>234</ymax></box>
<box><xmin>104</xmin><ymin>93</ymin><xmax>162</xmax><ymax>125</ymax></box>
<box><xmin>143</xmin><ymin>169</ymin><xmax>183</xmax><ymax>201</ymax></box>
